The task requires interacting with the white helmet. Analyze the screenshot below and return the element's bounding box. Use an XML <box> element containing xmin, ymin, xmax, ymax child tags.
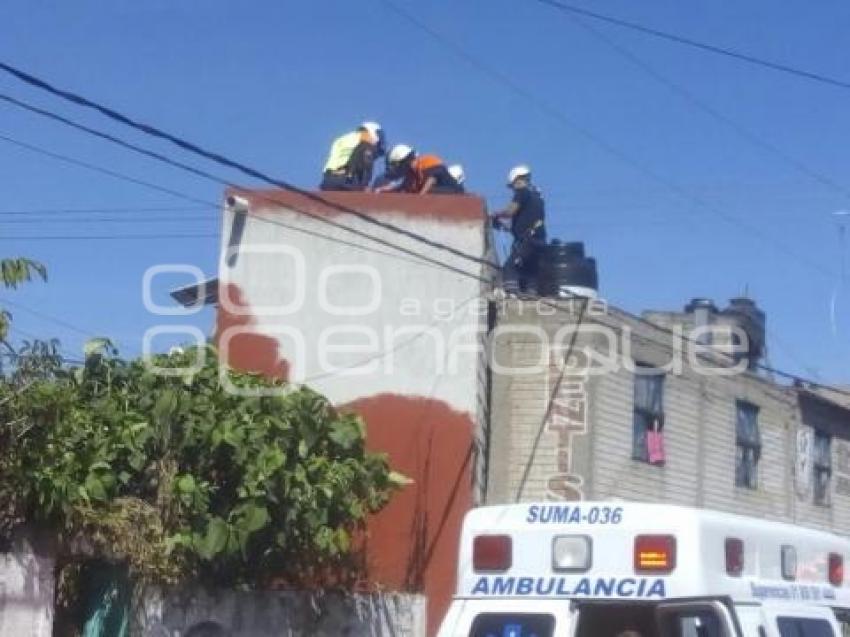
<box><xmin>507</xmin><ymin>164</ymin><xmax>531</xmax><ymax>186</ymax></box>
<box><xmin>448</xmin><ymin>164</ymin><xmax>465</xmax><ymax>185</ymax></box>
<box><xmin>388</xmin><ymin>143</ymin><xmax>415</xmax><ymax>164</ymax></box>
<box><xmin>360</xmin><ymin>120</ymin><xmax>382</xmax><ymax>140</ymax></box>
<box><xmin>361</xmin><ymin>121</ymin><xmax>386</xmax><ymax>156</ymax></box>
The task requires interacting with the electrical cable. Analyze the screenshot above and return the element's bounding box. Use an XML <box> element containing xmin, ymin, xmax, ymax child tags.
<box><xmin>381</xmin><ymin>0</ymin><xmax>832</xmax><ymax>278</ymax></box>
<box><xmin>5</xmin><ymin>130</ymin><xmax>847</xmax><ymax>400</ymax></box>
<box><xmin>5</xmin><ymin>133</ymin><xmax>846</xmax><ymax>401</ymax></box>
<box><xmin>0</xmin><ymin>71</ymin><xmax>495</xmax><ymax>270</ymax></box>
<box><xmin>529</xmin><ymin>0</ymin><xmax>850</xmax><ymax>92</ymax></box>
<box><xmin>3</xmin><ymin>325</ymin><xmax>85</xmax><ymax>366</ymax></box>
<box><xmin>0</xmin><ymin>214</ymin><xmax>218</xmax><ymax>224</ymax></box>
<box><xmin>0</xmin><ymin>133</ymin><xmax>210</xmax><ymax>207</ymax></box>
<box><xmin>514</xmin><ymin>297</ymin><xmax>589</xmax><ymax>502</ymax></box>
<box><xmin>0</xmin><ymin>131</ymin><xmax>489</xmax><ymax>278</ymax></box>
<box><xmin>559</xmin><ymin>12</ymin><xmax>850</xmax><ymax>200</ymax></box>
<box><xmin>0</xmin><ymin>205</ymin><xmax>210</xmax><ymax>216</ymax></box>
<box><xmin>0</xmin><ymin>91</ymin><xmax>494</xmax><ymax>279</ymax></box>
<box><xmin>3</xmin><ymin>68</ymin><xmax>847</xmax><ymax>398</ymax></box>
<box><xmin>1</xmin><ymin>233</ymin><xmax>220</xmax><ymax>241</ymax></box>
<box><xmin>382</xmin><ymin>0</ymin><xmax>835</xmax><ymax>278</ymax></box>
<box><xmin>0</xmin><ymin>296</ymin><xmax>132</xmax><ymax>355</ymax></box>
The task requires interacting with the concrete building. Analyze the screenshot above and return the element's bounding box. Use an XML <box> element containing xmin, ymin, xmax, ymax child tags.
<box><xmin>213</xmin><ymin>189</ymin><xmax>494</xmax><ymax>635</ymax></box>
<box><xmin>487</xmin><ymin>295</ymin><xmax>850</xmax><ymax>535</ymax></box>
<box><xmin>190</xmin><ymin>188</ymin><xmax>850</xmax><ymax>635</ymax></box>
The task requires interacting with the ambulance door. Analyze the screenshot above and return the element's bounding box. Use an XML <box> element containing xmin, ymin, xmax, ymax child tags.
<box><xmin>656</xmin><ymin>600</ymin><xmax>741</xmax><ymax>637</ymax></box>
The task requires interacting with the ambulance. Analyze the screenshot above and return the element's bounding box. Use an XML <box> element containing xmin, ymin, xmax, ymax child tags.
<box><xmin>437</xmin><ymin>502</ymin><xmax>850</xmax><ymax>637</ymax></box>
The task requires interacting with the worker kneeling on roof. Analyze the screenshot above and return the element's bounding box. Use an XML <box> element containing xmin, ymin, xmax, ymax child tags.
<box><xmin>491</xmin><ymin>164</ymin><xmax>547</xmax><ymax>296</ymax></box>
<box><xmin>378</xmin><ymin>144</ymin><xmax>463</xmax><ymax>195</ymax></box>
<box><xmin>320</xmin><ymin>121</ymin><xmax>386</xmax><ymax>191</ymax></box>
<box><xmin>448</xmin><ymin>164</ymin><xmax>466</xmax><ymax>194</ymax></box>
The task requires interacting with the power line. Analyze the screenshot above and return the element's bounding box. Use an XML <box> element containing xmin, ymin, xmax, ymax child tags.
<box><xmin>4</xmin><ymin>325</ymin><xmax>86</xmax><ymax>365</ymax></box>
<box><xmin>515</xmin><ymin>297</ymin><xmax>589</xmax><ymax>501</ymax></box>
<box><xmin>0</xmin><ymin>205</ymin><xmax>210</xmax><ymax>216</ymax></box>
<box><xmin>381</xmin><ymin>0</ymin><xmax>835</xmax><ymax>279</ymax></box>
<box><xmin>0</xmin><ymin>233</ymin><xmax>219</xmax><ymax>241</ymax></box>
<box><xmin>0</xmin><ymin>69</ymin><xmax>494</xmax><ymax>270</ymax></box>
<box><xmin>0</xmin><ymin>94</ymin><xmax>492</xmax><ymax>280</ymax></box>
<box><xmin>0</xmin><ymin>128</ymin><xmax>486</xmax><ymax>278</ymax></box>
<box><xmin>3</xmin><ymin>66</ymin><xmax>847</xmax><ymax>399</ymax></box>
<box><xmin>0</xmin><ymin>133</ymin><xmax>211</xmax><ymax>207</ymax></box>
<box><xmin>559</xmin><ymin>12</ymin><xmax>850</xmax><ymax>200</ymax></box>
<box><xmin>529</xmin><ymin>0</ymin><xmax>850</xmax><ymax>92</ymax></box>
<box><xmin>0</xmin><ymin>214</ymin><xmax>218</xmax><ymax>224</ymax></box>
<box><xmin>0</xmin><ymin>297</ymin><xmax>126</xmax><ymax>352</ymax></box>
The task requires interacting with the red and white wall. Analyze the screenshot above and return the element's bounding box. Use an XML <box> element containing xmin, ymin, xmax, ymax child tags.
<box><xmin>214</xmin><ymin>189</ymin><xmax>493</xmax><ymax>635</ymax></box>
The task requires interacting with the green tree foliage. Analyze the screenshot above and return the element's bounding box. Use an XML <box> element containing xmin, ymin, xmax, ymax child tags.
<box><xmin>0</xmin><ymin>257</ymin><xmax>47</xmax><ymax>341</ymax></box>
<box><xmin>0</xmin><ymin>342</ymin><xmax>406</xmax><ymax>588</ymax></box>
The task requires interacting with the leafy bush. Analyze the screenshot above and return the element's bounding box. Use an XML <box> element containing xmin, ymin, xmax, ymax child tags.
<box><xmin>0</xmin><ymin>342</ymin><xmax>405</xmax><ymax>588</ymax></box>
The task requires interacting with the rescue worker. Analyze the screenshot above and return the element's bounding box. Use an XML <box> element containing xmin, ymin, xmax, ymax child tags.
<box><xmin>320</xmin><ymin>121</ymin><xmax>386</xmax><ymax>191</ymax></box>
<box><xmin>448</xmin><ymin>164</ymin><xmax>466</xmax><ymax>194</ymax></box>
<box><xmin>379</xmin><ymin>144</ymin><xmax>463</xmax><ymax>194</ymax></box>
<box><xmin>491</xmin><ymin>165</ymin><xmax>547</xmax><ymax>295</ymax></box>
<box><xmin>371</xmin><ymin>154</ymin><xmax>405</xmax><ymax>192</ymax></box>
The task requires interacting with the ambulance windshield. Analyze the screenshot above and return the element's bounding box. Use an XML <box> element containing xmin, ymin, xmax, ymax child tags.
<box><xmin>469</xmin><ymin>613</ymin><xmax>555</xmax><ymax>637</ymax></box>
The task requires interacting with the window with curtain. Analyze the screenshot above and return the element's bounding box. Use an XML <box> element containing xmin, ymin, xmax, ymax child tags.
<box><xmin>632</xmin><ymin>367</ymin><xmax>665</xmax><ymax>464</ymax></box>
<box><xmin>735</xmin><ymin>401</ymin><xmax>761</xmax><ymax>489</ymax></box>
<box><xmin>813</xmin><ymin>431</ymin><xmax>832</xmax><ymax>506</ymax></box>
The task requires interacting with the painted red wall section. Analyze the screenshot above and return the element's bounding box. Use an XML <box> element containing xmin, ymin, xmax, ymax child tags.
<box><xmin>215</xmin><ymin>282</ymin><xmax>290</xmax><ymax>380</ymax></box>
<box><xmin>342</xmin><ymin>394</ymin><xmax>475</xmax><ymax>637</ymax></box>
<box><xmin>226</xmin><ymin>188</ymin><xmax>487</xmax><ymax>223</ymax></box>
<box><xmin>216</xmin><ymin>190</ymin><xmax>487</xmax><ymax>635</ymax></box>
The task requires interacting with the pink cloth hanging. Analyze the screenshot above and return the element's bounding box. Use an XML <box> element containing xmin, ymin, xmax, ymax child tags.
<box><xmin>647</xmin><ymin>417</ymin><xmax>666</xmax><ymax>465</ymax></box>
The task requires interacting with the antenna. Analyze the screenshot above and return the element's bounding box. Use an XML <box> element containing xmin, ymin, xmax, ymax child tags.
<box><xmin>830</xmin><ymin>211</ymin><xmax>849</xmax><ymax>337</ymax></box>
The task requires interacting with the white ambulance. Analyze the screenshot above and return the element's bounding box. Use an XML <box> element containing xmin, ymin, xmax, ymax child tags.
<box><xmin>437</xmin><ymin>502</ymin><xmax>850</xmax><ymax>637</ymax></box>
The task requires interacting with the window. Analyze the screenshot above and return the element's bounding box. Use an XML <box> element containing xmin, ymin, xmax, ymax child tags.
<box><xmin>664</xmin><ymin>610</ymin><xmax>724</xmax><ymax>637</ymax></box>
<box><xmin>735</xmin><ymin>401</ymin><xmax>761</xmax><ymax>489</ymax></box>
<box><xmin>813</xmin><ymin>431</ymin><xmax>832</xmax><ymax>506</ymax></box>
<box><xmin>470</xmin><ymin>613</ymin><xmax>555</xmax><ymax>637</ymax></box>
<box><xmin>632</xmin><ymin>367</ymin><xmax>665</xmax><ymax>464</ymax></box>
<box><xmin>656</xmin><ymin>602</ymin><xmax>735</xmax><ymax>637</ymax></box>
<box><xmin>776</xmin><ymin>617</ymin><xmax>835</xmax><ymax>637</ymax></box>
<box><xmin>575</xmin><ymin>603</ymin><xmax>656</xmax><ymax>637</ymax></box>
<box><xmin>833</xmin><ymin>609</ymin><xmax>850</xmax><ymax>637</ymax></box>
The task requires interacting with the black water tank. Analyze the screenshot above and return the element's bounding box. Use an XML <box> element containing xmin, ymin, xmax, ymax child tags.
<box><xmin>721</xmin><ymin>297</ymin><xmax>766</xmax><ymax>365</ymax></box>
<box><xmin>538</xmin><ymin>240</ymin><xmax>598</xmax><ymax>298</ymax></box>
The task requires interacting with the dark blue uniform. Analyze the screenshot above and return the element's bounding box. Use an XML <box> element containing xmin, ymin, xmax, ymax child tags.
<box><xmin>504</xmin><ymin>185</ymin><xmax>547</xmax><ymax>295</ymax></box>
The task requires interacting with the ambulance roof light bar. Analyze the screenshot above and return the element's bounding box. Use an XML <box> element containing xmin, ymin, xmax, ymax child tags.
<box><xmin>473</xmin><ymin>535</ymin><xmax>512</xmax><ymax>572</ymax></box>
<box><xmin>829</xmin><ymin>553</ymin><xmax>844</xmax><ymax>586</ymax></box>
<box><xmin>634</xmin><ymin>535</ymin><xmax>676</xmax><ymax>573</ymax></box>
<box><xmin>725</xmin><ymin>537</ymin><xmax>744</xmax><ymax>577</ymax></box>
<box><xmin>552</xmin><ymin>535</ymin><xmax>592</xmax><ymax>572</ymax></box>
<box><xmin>781</xmin><ymin>545</ymin><xmax>797</xmax><ymax>581</ymax></box>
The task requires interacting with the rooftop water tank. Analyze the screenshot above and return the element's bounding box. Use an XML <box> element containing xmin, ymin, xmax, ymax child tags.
<box><xmin>537</xmin><ymin>240</ymin><xmax>598</xmax><ymax>298</ymax></box>
<box><xmin>720</xmin><ymin>297</ymin><xmax>766</xmax><ymax>368</ymax></box>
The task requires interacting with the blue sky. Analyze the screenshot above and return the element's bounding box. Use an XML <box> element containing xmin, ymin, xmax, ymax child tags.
<box><xmin>1</xmin><ymin>0</ymin><xmax>849</xmax><ymax>381</ymax></box>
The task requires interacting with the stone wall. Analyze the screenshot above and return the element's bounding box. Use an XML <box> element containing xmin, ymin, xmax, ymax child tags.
<box><xmin>0</xmin><ymin>531</ymin><xmax>55</xmax><ymax>637</ymax></box>
<box><xmin>135</xmin><ymin>587</ymin><xmax>427</xmax><ymax>637</ymax></box>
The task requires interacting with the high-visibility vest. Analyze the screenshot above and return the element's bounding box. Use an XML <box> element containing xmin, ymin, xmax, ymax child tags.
<box><xmin>405</xmin><ymin>154</ymin><xmax>445</xmax><ymax>192</ymax></box>
<box><xmin>324</xmin><ymin>131</ymin><xmax>368</xmax><ymax>173</ymax></box>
